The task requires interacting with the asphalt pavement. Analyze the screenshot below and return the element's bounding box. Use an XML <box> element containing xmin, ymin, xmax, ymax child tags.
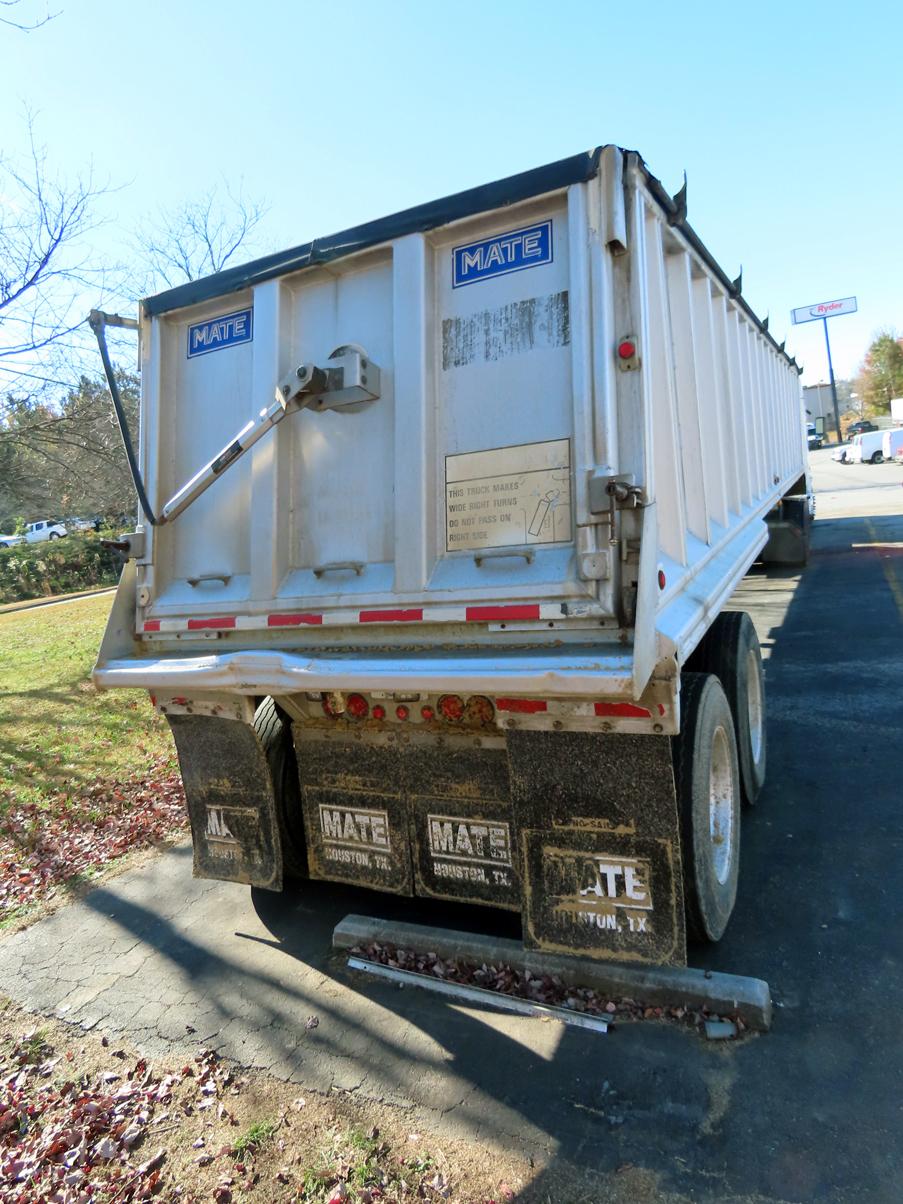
<box><xmin>1</xmin><ymin>448</ymin><xmax>901</xmax><ymax>1202</ymax></box>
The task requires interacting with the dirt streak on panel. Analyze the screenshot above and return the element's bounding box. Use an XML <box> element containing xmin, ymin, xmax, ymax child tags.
<box><xmin>442</xmin><ymin>291</ymin><xmax>570</xmax><ymax>370</ymax></box>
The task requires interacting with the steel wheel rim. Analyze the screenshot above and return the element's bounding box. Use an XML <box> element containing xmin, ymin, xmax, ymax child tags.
<box><xmin>709</xmin><ymin>724</ymin><xmax>734</xmax><ymax>885</ymax></box>
<box><xmin>747</xmin><ymin>648</ymin><xmax>763</xmax><ymax>765</ymax></box>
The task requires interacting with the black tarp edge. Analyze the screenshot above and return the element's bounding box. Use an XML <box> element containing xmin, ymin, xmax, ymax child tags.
<box><xmin>142</xmin><ymin>144</ymin><xmax>797</xmax><ymax>372</ymax></box>
<box><xmin>142</xmin><ymin>148</ymin><xmax>604</xmax><ymax>318</ymax></box>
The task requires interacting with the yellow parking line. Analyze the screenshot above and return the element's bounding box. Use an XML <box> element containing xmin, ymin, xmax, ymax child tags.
<box><xmin>865</xmin><ymin>519</ymin><xmax>903</xmax><ymax>623</ymax></box>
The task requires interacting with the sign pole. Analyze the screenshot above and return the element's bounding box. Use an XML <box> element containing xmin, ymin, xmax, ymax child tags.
<box><xmin>791</xmin><ymin>296</ymin><xmax>857</xmax><ymax>445</ymax></box>
<box><xmin>822</xmin><ymin>317</ymin><xmax>842</xmax><ymax>443</ymax></box>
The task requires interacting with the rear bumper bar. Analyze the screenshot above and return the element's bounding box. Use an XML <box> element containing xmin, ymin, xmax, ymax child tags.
<box><xmin>93</xmin><ymin>645</ymin><xmax>637</xmax><ymax>700</ymax></box>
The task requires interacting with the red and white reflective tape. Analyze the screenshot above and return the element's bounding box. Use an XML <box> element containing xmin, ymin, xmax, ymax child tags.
<box><xmin>141</xmin><ymin>602</ymin><xmax>563</xmax><ymax>635</ymax></box>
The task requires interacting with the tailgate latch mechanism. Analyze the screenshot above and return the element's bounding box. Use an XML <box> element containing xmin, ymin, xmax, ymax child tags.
<box><xmin>281</xmin><ymin>344</ymin><xmax>380</xmax><ymax>415</ymax></box>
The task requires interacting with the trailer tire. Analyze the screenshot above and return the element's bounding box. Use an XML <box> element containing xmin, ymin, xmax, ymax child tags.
<box><xmin>254</xmin><ymin>697</ymin><xmax>307</xmax><ymax>880</ymax></box>
<box><xmin>688</xmin><ymin>611</ymin><xmax>766</xmax><ymax>806</ymax></box>
<box><xmin>674</xmin><ymin>673</ymin><xmax>741</xmax><ymax>943</ymax></box>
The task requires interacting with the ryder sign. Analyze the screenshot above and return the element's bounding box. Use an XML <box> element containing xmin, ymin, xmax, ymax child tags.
<box><xmin>791</xmin><ymin>296</ymin><xmax>857</xmax><ymax>325</ymax></box>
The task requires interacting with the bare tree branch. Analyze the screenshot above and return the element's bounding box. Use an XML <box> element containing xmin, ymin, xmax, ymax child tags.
<box><xmin>0</xmin><ymin>0</ymin><xmax>59</xmax><ymax>31</ymax></box>
<box><xmin>131</xmin><ymin>182</ymin><xmax>269</xmax><ymax>296</ymax></box>
<box><xmin>0</xmin><ymin>115</ymin><xmax>112</xmax><ymax>362</ymax></box>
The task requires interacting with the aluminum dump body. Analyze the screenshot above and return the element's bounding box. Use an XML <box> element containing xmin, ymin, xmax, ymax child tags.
<box><xmin>96</xmin><ymin>145</ymin><xmax>806</xmax><ymax>734</ymax></box>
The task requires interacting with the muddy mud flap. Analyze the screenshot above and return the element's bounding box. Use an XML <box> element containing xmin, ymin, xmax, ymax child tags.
<box><xmin>294</xmin><ymin>730</ymin><xmax>412</xmax><ymax>894</ymax></box>
<box><xmin>407</xmin><ymin>736</ymin><xmax>519</xmax><ymax>910</ymax></box>
<box><xmin>167</xmin><ymin>714</ymin><xmax>283</xmax><ymax>890</ymax></box>
<box><xmin>293</xmin><ymin>729</ymin><xmax>520</xmax><ymax>907</ymax></box>
<box><xmin>508</xmin><ymin>731</ymin><xmax>687</xmax><ymax>966</ymax></box>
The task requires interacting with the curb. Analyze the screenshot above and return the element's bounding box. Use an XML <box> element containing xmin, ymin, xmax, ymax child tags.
<box><xmin>0</xmin><ymin>587</ymin><xmax>116</xmax><ymax>615</ymax></box>
<box><xmin>334</xmin><ymin>914</ymin><xmax>773</xmax><ymax>1032</ymax></box>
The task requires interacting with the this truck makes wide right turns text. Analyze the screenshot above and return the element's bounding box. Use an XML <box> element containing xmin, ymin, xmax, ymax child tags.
<box><xmin>93</xmin><ymin>144</ymin><xmax>809</xmax><ymax>968</ymax></box>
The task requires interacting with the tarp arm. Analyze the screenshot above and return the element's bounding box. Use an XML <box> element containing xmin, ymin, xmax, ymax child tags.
<box><xmin>88</xmin><ymin>311</ymin><xmax>381</xmax><ymax>528</ymax></box>
<box><xmin>88</xmin><ymin>309</ymin><xmax>160</xmax><ymax>526</ymax></box>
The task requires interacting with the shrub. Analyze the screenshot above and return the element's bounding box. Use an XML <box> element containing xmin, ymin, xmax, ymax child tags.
<box><xmin>0</xmin><ymin>533</ymin><xmax>122</xmax><ymax>604</ymax></box>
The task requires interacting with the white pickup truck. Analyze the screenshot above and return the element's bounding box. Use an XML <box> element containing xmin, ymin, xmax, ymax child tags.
<box><xmin>92</xmin><ymin>144</ymin><xmax>809</xmax><ymax>968</ymax></box>
<box><xmin>0</xmin><ymin>520</ymin><xmax>67</xmax><ymax>548</ymax></box>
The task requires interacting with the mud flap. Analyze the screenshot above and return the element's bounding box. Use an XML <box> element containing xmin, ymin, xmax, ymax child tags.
<box><xmin>406</xmin><ymin>738</ymin><xmax>519</xmax><ymax>910</ymax></box>
<box><xmin>294</xmin><ymin>729</ymin><xmax>412</xmax><ymax>895</ymax></box>
<box><xmin>508</xmin><ymin>731</ymin><xmax>687</xmax><ymax>966</ymax></box>
<box><xmin>762</xmin><ymin>496</ymin><xmax>811</xmax><ymax>566</ymax></box>
<box><xmin>167</xmin><ymin>714</ymin><xmax>283</xmax><ymax>890</ymax></box>
<box><xmin>292</xmin><ymin>728</ymin><xmax>520</xmax><ymax>907</ymax></box>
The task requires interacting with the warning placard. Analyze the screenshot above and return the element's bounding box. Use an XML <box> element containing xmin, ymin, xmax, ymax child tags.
<box><xmin>445</xmin><ymin>439</ymin><xmax>572</xmax><ymax>553</ymax></box>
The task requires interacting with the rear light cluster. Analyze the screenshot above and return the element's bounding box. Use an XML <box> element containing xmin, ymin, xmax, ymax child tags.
<box><xmin>320</xmin><ymin>692</ymin><xmax>495</xmax><ymax>726</ymax></box>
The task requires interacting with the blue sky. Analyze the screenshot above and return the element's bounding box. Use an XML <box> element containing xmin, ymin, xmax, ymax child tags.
<box><xmin>2</xmin><ymin>0</ymin><xmax>901</xmax><ymax>384</ymax></box>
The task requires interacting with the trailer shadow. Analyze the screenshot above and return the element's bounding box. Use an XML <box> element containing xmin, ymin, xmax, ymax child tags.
<box><xmin>253</xmin><ymin>507</ymin><xmax>903</xmax><ymax>1202</ymax></box>
<box><xmin>48</xmin><ymin>504</ymin><xmax>903</xmax><ymax>1202</ymax></box>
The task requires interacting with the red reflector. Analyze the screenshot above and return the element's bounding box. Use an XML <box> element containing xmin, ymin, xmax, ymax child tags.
<box><xmin>617</xmin><ymin>340</ymin><xmax>637</xmax><ymax>359</ymax></box>
<box><xmin>346</xmin><ymin>693</ymin><xmax>369</xmax><ymax>719</ymax></box>
<box><xmin>187</xmin><ymin>616</ymin><xmax>235</xmax><ymax>630</ymax></box>
<box><xmin>657</xmin><ymin>570</ymin><xmax>666</xmax><ymax>590</ymax></box>
<box><xmin>421</xmin><ymin>705</ymin><xmax>435</xmax><ymax>721</ymax></box>
<box><xmin>143</xmin><ymin>620</ymin><xmax>161</xmax><ymax>632</ymax></box>
<box><xmin>438</xmin><ymin>694</ymin><xmax>465</xmax><ymax>722</ymax></box>
<box><xmin>594</xmin><ymin>702</ymin><xmax>652</xmax><ymax>719</ymax></box>
<box><xmin>372</xmin><ymin>704</ymin><xmax>386</xmax><ymax>720</ymax></box>
<box><xmin>496</xmin><ymin>698</ymin><xmax>547</xmax><ymax>714</ymax></box>
<box><xmin>395</xmin><ymin>704</ymin><xmax>409</xmax><ymax>720</ymax></box>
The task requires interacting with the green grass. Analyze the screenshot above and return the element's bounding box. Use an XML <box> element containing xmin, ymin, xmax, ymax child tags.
<box><xmin>289</xmin><ymin>1126</ymin><xmax>451</xmax><ymax>1202</ymax></box>
<box><xmin>0</xmin><ymin>593</ymin><xmax>175</xmax><ymax>816</ymax></box>
<box><xmin>18</xmin><ymin>1028</ymin><xmax>50</xmax><ymax>1065</ymax></box>
<box><xmin>232</xmin><ymin>1119</ymin><xmax>278</xmax><ymax>1157</ymax></box>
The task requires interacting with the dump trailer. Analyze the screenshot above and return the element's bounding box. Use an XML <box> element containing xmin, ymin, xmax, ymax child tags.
<box><xmin>93</xmin><ymin>145</ymin><xmax>809</xmax><ymax>968</ymax></box>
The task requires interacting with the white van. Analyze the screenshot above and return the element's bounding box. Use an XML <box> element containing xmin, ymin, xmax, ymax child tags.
<box><xmin>881</xmin><ymin>429</ymin><xmax>903</xmax><ymax>462</ymax></box>
<box><xmin>847</xmin><ymin>431</ymin><xmax>885</xmax><ymax>464</ymax></box>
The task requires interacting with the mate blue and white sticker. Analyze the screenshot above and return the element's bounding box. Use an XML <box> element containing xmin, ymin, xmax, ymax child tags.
<box><xmin>187</xmin><ymin>308</ymin><xmax>253</xmax><ymax>358</ymax></box>
<box><xmin>452</xmin><ymin>221</ymin><xmax>552</xmax><ymax>288</ymax></box>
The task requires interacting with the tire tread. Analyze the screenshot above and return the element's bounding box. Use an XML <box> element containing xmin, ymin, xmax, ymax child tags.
<box><xmin>254</xmin><ymin>697</ymin><xmax>307</xmax><ymax>879</ymax></box>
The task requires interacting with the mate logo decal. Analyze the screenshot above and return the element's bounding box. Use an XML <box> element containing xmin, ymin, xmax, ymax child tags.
<box><xmin>205</xmin><ymin>807</ymin><xmax>238</xmax><ymax>845</ymax></box>
<box><xmin>427</xmin><ymin>814</ymin><xmax>512</xmax><ymax>867</ymax></box>
<box><xmin>580</xmin><ymin>855</ymin><xmax>653</xmax><ymax>911</ymax></box>
<box><xmin>544</xmin><ymin>849</ymin><xmax>655</xmax><ymax>934</ymax></box>
<box><xmin>318</xmin><ymin>805</ymin><xmax>391</xmax><ymax>852</ymax></box>
<box><xmin>452</xmin><ymin>221</ymin><xmax>552</xmax><ymax>288</ymax></box>
<box><xmin>187</xmin><ymin>307</ymin><xmax>253</xmax><ymax>358</ymax></box>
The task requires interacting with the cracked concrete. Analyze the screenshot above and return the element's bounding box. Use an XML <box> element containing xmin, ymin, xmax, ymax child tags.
<box><xmin>1</xmin><ymin>481</ymin><xmax>903</xmax><ymax>1201</ymax></box>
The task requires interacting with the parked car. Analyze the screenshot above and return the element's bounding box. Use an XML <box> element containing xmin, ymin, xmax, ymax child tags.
<box><xmin>806</xmin><ymin>423</ymin><xmax>823</xmax><ymax>450</ymax></box>
<box><xmin>846</xmin><ymin>431</ymin><xmax>885</xmax><ymax>465</ymax></box>
<box><xmin>846</xmin><ymin>419</ymin><xmax>878</xmax><ymax>439</ymax></box>
<box><xmin>65</xmin><ymin>516</ymin><xmax>101</xmax><ymax>532</ymax></box>
<box><xmin>1</xmin><ymin>520</ymin><xmax>69</xmax><ymax>546</ymax></box>
<box><xmin>881</xmin><ymin>429</ymin><xmax>903</xmax><ymax>462</ymax></box>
